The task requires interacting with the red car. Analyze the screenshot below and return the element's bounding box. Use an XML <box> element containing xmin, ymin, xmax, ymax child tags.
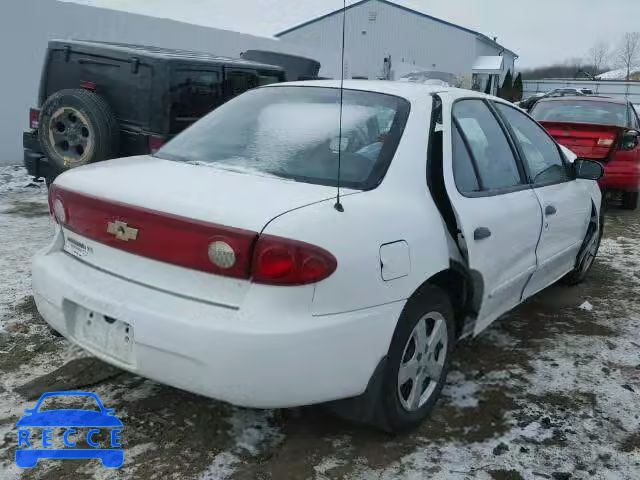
<box><xmin>531</xmin><ymin>96</ymin><xmax>640</xmax><ymax>210</ymax></box>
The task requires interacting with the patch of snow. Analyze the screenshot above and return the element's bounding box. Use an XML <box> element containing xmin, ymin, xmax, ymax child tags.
<box><xmin>228</xmin><ymin>408</ymin><xmax>284</xmax><ymax>455</ymax></box>
<box><xmin>442</xmin><ymin>371</ymin><xmax>480</xmax><ymax>408</ymax></box>
<box><xmin>200</xmin><ymin>452</ymin><xmax>240</xmax><ymax>480</ymax></box>
<box><xmin>314</xmin><ymin>457</ymin><xmax>345</xmax><ymax>477</ymax></box>
<box><xmin>0</xmin><ymin>164</ymin><xmax>40</xmax><ymax>195</ymax></box>
<box><xmin>597</xmin><ymin>66</ymin><xmax>640</xmax><ymax>80</ymax></box>
<box><xmin>197</xmin><ymin>408</ymin><xmax>284</xmax><ymax>479</ymax></box>
<box><xmin>0</xmin><ymin>167</ymin><xmax>51</xmax><ymax>327</ymax></box>
<box><xmin>579</xmin><ymin>301</ymin><xmax>594</xmax><ymax>311</ymax></box>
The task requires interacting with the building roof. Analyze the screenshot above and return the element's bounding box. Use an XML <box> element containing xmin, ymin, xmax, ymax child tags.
<box><xmin>275</xmin><ymin>0</ymin><xmax>517</xmax><ymax>57</ymax></box>
<box><xmin>472</xmin><ymin>56</ymin><xmax>505</xmax><ymax>73</ymax></box>
<box><xmin>61</xmin><ymin>1</ymin><xmax>516</xmax><ymax>57</ymax></box>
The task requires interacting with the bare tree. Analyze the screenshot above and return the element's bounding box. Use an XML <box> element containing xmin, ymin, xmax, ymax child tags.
<box><xmin>588</xmin><ymin>41</ymin><xmax>609</xmax><ymax>75</ymax></box>
<box><xmin>617</xmin><ymin>32</ymin><xmax>640</xmax><ymax>80</ymax></box>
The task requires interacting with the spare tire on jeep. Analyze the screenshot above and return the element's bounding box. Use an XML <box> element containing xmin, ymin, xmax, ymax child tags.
<box><xmin>38</xmin><ymin>89</ymin><xmax>119</xmax><ymax>173</ymax></box>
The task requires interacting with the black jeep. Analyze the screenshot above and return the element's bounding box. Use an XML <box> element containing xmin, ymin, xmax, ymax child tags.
<box><xmin>24</xmin><ymin>40</ymin><xmax>285</xmax><ymax>184</ymax></box>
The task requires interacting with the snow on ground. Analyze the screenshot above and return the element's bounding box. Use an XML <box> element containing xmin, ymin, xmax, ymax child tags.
<box><xmin>597</xmin><ymin>67</ymin><xmax>640</xmax><ymax>80</ymax></box>
<box><xmin>0</xmin><ymin>166</ymin><xmax>51</xmax><ymax>328</ymax></box>
<box><xmin>0</xmin><ymin>166</ymin><xmax>639</xmax><ymax>479</ymax></box>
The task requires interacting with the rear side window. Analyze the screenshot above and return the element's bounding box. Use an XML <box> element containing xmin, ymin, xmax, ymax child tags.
<box><xmin>495</xmin><ymin>103</ymin><xmax>570</xmax><ymax>185</ymax></box>
<box><xmin>258</xmin><ymin>73</ymin><xmax>282</xmax><ymax>86</ymax></box>
<box><xmin>452</xmin><ymin>124</ymin><xmax>480</xmax><ymax>193</ymax></box>
<box><xmin>226</xmin><ymin>70</ymin><xmax>260</xmax><ymax>97</ymax></box>
<box><xmin>157</xmin><ymin>86</ymin><xmax>410</xmax><ymax>190</ymax></box>
<box><xmin>170</xmin><ymin>69</ymin><xmax>224</xmax><ymax>134</ymax></box>
<box><xmin>531</xmin><ymin>100</ymin><xmax>629</xmax><ymax>127</ymax></box>
<box><xmin>453</xmin><ymin>100</ymin><xmax>523</xmax><ymax>191</ymax></box>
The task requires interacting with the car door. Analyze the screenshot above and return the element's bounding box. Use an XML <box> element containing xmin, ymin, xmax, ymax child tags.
<box><xmin>441</xmin><ymin>97</ymin><xmax>544</xmax><ymax>334</ymax></box>
<box><xmin>493</xmin><ymin>102</ymin><xmax>592</xmax><ymax>298</ymax></box>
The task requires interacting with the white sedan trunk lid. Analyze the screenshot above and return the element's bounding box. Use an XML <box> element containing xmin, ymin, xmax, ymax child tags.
<box><xmin>54</xmin><ymin>156</ymin><xmax>341</xmax><ymax>306</ymax></box>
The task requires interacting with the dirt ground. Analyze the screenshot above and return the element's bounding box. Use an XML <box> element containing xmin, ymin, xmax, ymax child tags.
<box><xmin>0</xmin><ymin>165</ymin><xmax>639</xmax><ymax>480</ymax></box>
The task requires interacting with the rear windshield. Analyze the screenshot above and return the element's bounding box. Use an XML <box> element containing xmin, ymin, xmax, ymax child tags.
<box><xmin>531</xmin><ymin>100</ymin><xmax>628</xmax><ymax>127</ymax></box>
<box><xmin>157</xmin><ymin>86</ymin><xmax>410</xmax><ymax>190</ymax></box>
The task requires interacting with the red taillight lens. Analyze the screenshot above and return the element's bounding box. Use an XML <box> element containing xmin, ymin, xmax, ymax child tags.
<box><xmin>52</xmin><ymin>186</ymin><xmax>257</xmax><ymax>278</ymax></box>
<box><xmin>252</xmin><ymin>235</ymin><xmax>337</xmax><ymax>286</ymax></box>
<box><xmin>148</xmin><ymin>135</ymin><xmax>166</xmax><ymax>154</ymax></box>
<box><xmin>48</xmin><ymin>185</ymin><xmax>66</xmax><ymax>223</ymax></box>
<box><xmin>51</xmin><ymin>186</ymin><xmax>336</xmax><ymax>285</ymax></box>
<box><xmin>80</xmin><ymin>80</ymin><xmax>97</xmax><ymax>91</ymax></box>
<box><xmin>29</xmin><ymin>108</ymin><xmax>40</xmax><ymax>129</ymax></box>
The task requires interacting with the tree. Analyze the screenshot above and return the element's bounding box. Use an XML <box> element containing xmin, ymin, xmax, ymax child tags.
<box><xmin>499</xmin><ymin>70</ymin><xmax>513</xmax><ymax>101</ymax></box>
<box><xmin>588</xmin><ymin>41</ymin><xmax>609</xmax><ymax>75</ymax></box>
<box><xmin>617</xmin><ymin>32</ymin><xmax>640</xmax><ymax>80</ymax></box>
<box><xmin>512</xmin><ymin>72</ymin><xmax>523</xmax><ymax>102</ymax></box>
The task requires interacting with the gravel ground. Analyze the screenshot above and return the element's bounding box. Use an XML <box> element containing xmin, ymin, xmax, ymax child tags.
<box><xmin>0</xmin><ymin>165</ymin><xmax>639</xmax><ymax>480</ymax></box>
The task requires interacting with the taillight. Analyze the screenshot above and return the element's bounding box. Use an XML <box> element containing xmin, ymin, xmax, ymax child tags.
<box><xmin>48</xmin><ymin>185</ymin><xmax>66</xmax><ymax>223</ymax></box>
<box><xmin>148</xmin><ymin>135</ymin><xmax>166</xmax><ymax>154</ymax></box>
<box><xmin>51</xmin><ymin>186</ymin><xmax>337</xmax><ymax>285</ymax></box>
<box><xmin>252</xmin><ymin>235</ymin><xmax>337</xmax><ymax>286</ymax></box>
<box><xmin>29</xmin><ymin>108</ymin><xmax>40</xmax><ymax>129</ymax></box>
<box><xmin>80</xmin><ymin>80</ymin><xmax>97</xmax><ymax>91</ymax></box>
<box><xmin>51</xmin><ymin>186</ymin><xmax>257</xmax><ymax>278</ymax></box>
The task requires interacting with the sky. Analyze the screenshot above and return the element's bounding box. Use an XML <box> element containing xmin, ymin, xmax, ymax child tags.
<box><xmin>63</xmin><ymin>0</ymin><xmax>640</xmax><ymax>69</ymax></box>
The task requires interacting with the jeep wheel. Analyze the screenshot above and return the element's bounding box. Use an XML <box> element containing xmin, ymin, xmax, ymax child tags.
<box><xmin>38</xmin><ymin>89</ymin><xmax>119</xmax><ymax>172</ymax></box>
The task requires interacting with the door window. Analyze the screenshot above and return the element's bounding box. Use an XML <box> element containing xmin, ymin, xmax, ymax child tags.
<box><xmin>452</xmin><ymin>123</ymin><xmax>480</xmax><ymax>193</ymax></box>
<box><xmin>453</xmin><ymin>100</ymin><xmax>523</xmax><ymax>191</ymax></box>
<box><xmin>495</xmin><ymin>103</ymin><xmax>570</xmax><ymax>185</ymax></box>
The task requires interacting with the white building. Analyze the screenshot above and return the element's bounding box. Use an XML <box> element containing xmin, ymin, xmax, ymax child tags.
<box><xmin>276</xmin><ymin>0</ymin><xmax>517</xmax><ymax>84</ymax></box>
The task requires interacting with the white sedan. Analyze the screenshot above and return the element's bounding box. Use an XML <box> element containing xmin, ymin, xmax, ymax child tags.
<box><xmin>33</xmin><ymin>81</ymin><xmax>604</xmax><ymax>432</ymax></box>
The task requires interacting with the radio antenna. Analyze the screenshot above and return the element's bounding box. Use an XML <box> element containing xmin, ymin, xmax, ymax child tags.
<box><xmin>334</xmin><ymin>0</ymin><xmax>347</xmax><ymax>213</ymax></box>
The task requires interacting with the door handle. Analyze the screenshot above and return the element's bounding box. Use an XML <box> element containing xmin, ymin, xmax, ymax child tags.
<box><xmin>474</xmin><ymin>227</ymin><xmax>492</xmax><ymax>241</ymax></box>
<box><xmin>545</xmin><ymin>205</ymin><xmax>557</xmax><ymax>216</ymax></box>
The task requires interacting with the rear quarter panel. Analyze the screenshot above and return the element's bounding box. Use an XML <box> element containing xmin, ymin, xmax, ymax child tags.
<box><xmin>261</xmin><ymin>95</ymin><xmax>452</xmax><ymax>316</ymax></box>
<box><xmin>262</xmin><ymin>193</ymin><xmax>451</xmax><ymax>316</ymax></box>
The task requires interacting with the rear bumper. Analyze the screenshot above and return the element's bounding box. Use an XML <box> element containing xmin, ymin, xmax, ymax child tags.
<box><xmin>32</xmin><ymin>239</ymin><xmax>401</xmax><ymax>408</ymax></box>
<box><xmin>599</xmin><ymin>161</ymin><xmax>640</xmax><ymax>192</ymax></box>
<box><xmin>23</xmin><ymin>130</ymin><xmax>54</xmax><ymax>179</ymax></box>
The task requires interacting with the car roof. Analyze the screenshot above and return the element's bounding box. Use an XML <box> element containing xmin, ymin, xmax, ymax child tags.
<box><xmin>537</xmin><ymin>95</ymin><xmax>629</xmax><ymax>105</ymax></box>
<box><xmin>49</xmin><ymin>39</ymin><xmax>284</xmax><ymax>71</ymax></box>
<box><xmin>267</xmin><ymin>80</ymin><xmax>492</xmax><ymax>102</ymax></box>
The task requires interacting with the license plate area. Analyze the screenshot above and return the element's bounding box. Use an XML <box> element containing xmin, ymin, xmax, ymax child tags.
<box><xmin>70</xmin><ymin>304</ymin><xmax>135</xmax><ymax>366</ymax></box>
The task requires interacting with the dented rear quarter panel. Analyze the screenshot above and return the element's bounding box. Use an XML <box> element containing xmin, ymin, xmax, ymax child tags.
<box><xmin>261</xmin><ymin>94</ymin><xmax>453</xmax><ymax>316</ymax></box>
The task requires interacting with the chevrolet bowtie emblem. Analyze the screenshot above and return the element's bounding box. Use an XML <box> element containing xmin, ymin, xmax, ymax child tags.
<box><xmin>107</xmin><ymin>221</ymin><xmax>139</xmax><ymax>241</ymax></box>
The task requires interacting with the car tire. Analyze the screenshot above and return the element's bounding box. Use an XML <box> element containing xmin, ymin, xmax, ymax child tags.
<box><xmin>621</xmin><ymin>192</ymin><xmax>639</xmax><ymax>210</ymax></box>
<box><xmin>564</xmin><ymin>207</ymin><xmax>604</xmax><ymax>286</ymax></box>
<box><xmin>374</xmin><ymin>285</ymin><xmax>456</xmax><ymax>433</ymax></box>
<box><xmin>38</xmin><ymin>89</ymin><xmax>119</xmax><ymax>174</ymax></box>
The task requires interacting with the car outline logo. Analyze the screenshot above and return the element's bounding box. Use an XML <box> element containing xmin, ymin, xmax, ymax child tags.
<box><xmin>15</xmin><ymin>391</ymin><xmax>124</xmax><ymax>469</ymax></box>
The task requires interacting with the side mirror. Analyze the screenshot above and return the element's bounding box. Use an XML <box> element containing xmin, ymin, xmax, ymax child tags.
<box><xmin>621</xmin><ymin>130</ymin><xmax>639</xmax><ymax>150</ymax></box>
<box><xmin>575</xmin><ymin>159</ymin><xmax>604</xmax><ymax>181</ymax></box>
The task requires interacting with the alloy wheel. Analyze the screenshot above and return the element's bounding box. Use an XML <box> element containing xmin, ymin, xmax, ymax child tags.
<box><xmin>397</xmin><ymin>312</ymin><xmax>448</xmax><ymax>411</ymax></box>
